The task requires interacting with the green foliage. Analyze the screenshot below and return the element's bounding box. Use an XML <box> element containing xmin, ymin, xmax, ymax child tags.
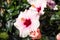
<box><xmin>0</xmin><ymin>32</ymin><xmax>9</xmax><ymax>40</ymax></box>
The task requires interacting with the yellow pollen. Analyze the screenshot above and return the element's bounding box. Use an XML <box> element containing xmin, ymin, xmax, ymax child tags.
<box><xmin>21</xmin><ymin>18</ymin><xmax>25</xmax><ymax>21</ymax></box>
<box><xmin>31</xmin><ymin>4</ymin><xmax>36</xmax><ymax>8</ymax></box>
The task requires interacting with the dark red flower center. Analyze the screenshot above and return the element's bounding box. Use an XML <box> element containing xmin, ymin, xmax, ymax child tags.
<box><xmin>36</xmin><ymin>7</ymin><xmax>41</xmax><ymax>12</ymax></box>
<box><xmin>23</xmin><ymin>19</ymin><xmax>31</xmax><ymax>27</ymax></box>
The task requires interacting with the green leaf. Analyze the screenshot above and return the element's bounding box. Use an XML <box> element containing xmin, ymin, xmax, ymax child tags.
<box><xmin>55</xmin><ymin>11</ymin><xmax>60</xmax><ymax>15</ymax></box>
<box><xmin>50</xmin><ymin>14</ymin><xmax>60</xmax><ymax>20</ymax></box>
<box><xmin>7</xmin><ymin>6</ymin><xmax>14</xmax><ymax>13</ymax></box>
<box><xmin>12</xmin><ymin>10</ymin><xmax>19</xmax><ymax>16</ymax></box>
<box><xmin>16</xmin><ymin>6</ymin><xmax>20</xmax><ymax>10</ymax></box>
<box><xmin>40</xmin><ymin>36</ymin><xmax>49</xmax><ymax>40</ymax></box>
<box><xmin>0</xmin><ymin>32</ymin><xmax>9</xmax><ymax>40</ymax></box>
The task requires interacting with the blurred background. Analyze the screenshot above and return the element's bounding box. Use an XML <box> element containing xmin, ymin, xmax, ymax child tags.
<box><xmin>0</xmin><ymin>0</ymin><xmax>60</xmax><ymax>40</ymax></box>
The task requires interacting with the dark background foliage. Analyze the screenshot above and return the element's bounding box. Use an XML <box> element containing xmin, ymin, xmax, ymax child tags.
<box><xmin>0</xmin><ymin>0</ymin><xmax>60</xmax><ymax>40</ymax></box>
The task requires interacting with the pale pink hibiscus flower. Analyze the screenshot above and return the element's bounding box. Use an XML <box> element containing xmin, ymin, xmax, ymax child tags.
<box><xmin>27</xmin><ymin>0</ymin><xmax>47</xmax><ymax>15</ymax></box>
<box><xmin>56</xmin><ymin>33</ymin><xmax>60</xmax><ymax>40</ymax></box>
<box><xmin>29</xmin><ymin>28</ymin><xmax>41</xmax><ymax>40</ymax></box>
<box><xmin>14</xmin><ymin>9</ymin><xmax>40</xmax><ymax>38</ymax></box>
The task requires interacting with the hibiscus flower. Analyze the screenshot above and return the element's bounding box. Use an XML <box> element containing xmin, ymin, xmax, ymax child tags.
<box><xmin>56</xmin><ymin>33</ymin><xmax>60</xmax><ymax>40</ymax></box>
<box><xmin>29</xmin><ymin>28</ymin><xmax>41</xmax><ymax>40</ymax></box>
<box><xmin>14</xmin><ymin>9</ymin><xmax>40</xmax><ymax>38</ymax></box>
<box><xmin>27</xmin><ymin>0</ymin><xmax>48</xmax><ymax>15</ymax></box>
<box><xmin>47</xmin><ymin>0</ymin><xmax>58</xmax><ymax>10</ymax></box>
